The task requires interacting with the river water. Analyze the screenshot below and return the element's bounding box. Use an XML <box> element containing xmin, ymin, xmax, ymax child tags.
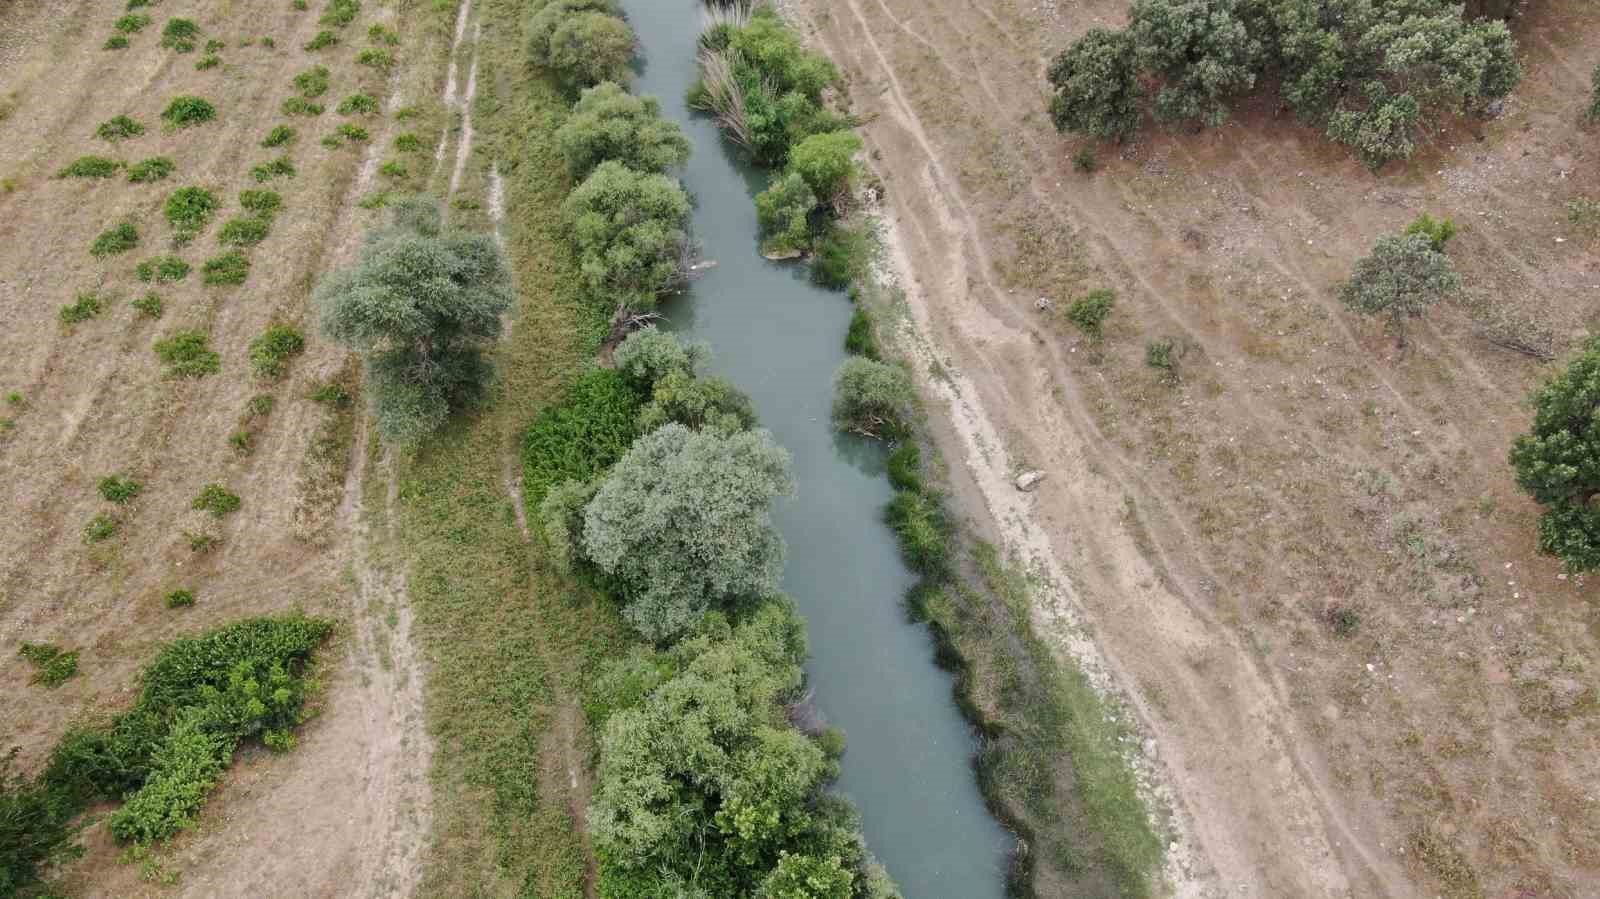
<box><xmin>617</xmin><ymin>2</ymin><xmax>1012</xmax><ymax>896</ymax></box>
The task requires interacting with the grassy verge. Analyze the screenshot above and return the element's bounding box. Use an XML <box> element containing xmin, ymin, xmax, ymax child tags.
<box><xmin>388</xmin><ymin>2</ymin><xmax>620</xmax><ymax>895</ymax></box>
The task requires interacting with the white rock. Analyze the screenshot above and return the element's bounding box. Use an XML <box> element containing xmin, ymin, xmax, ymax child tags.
<box><xmin>1015</xmin><ymin>470</ymin><xmax>1045</xmax><ymax>492</ymax></box>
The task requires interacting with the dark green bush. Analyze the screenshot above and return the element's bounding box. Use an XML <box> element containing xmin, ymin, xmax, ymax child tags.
<box><xmin>153</xmin><ymin>330</ymin><xmax>220</xmax><ymax>377</ymax></box>
<box><xmin>521</xmin><ymin>368</ymin><xmax>641</xmax><ymax>510</ymax></box>
<box><xmin>1511</xmin><ymin>338</ymin><xmax>1600</xmax><ymax>571</ymax></box>
<box><xmin>136</xmin><ymin>255</ymin><xmax>190</xmax><ymax>283</ymax></box>
<box><xmin>90</xmin><ymin>222</ymin><xmax>139</xmax><ymax>257</ymax></box>
<box><xmin>56</xmin><ymin>156</ymin><xmax>122</xmax><ymax>179</ymax></box>
<box><xmin>1065</xmin><ymin>288</ymin><xmax>1115</xmax><ymax>341</ymax></box>
<box><xmin>555</xmin><ymin>81</ymin><xmax>691</xmax><ymax>179</ymax></box>
<box><xmin>191</xmin><ymin>483</ymin><xmax>241</xmax><ymax>518</ymax></box>
<box><xmin>164</xmin><ymin>186</ymin><xmax>219</xmax><ymax>239</ymax></box>
<box><xmin>393</xmin><ymin>132</ymin><xmax>421</xmax><ymax>152</ymax></box>
<box><xmin>127</xmin><ymin>156</ymin><xmax>175</xmax><ymax>182</ymax></box>
<box><xmin>59</xmin><ymin>292</ymin><xmax>106</xmax><ymax>324</ymax></box>
<box><xmin>161</xmin><ymin>95</ymin><xmax>216</xmax><ymax>128</ymax></box>
<box><xmin>95</xmin><ymin>115</ymin><xmax>145</xmax><ymax>142</ymax></box>
<box><xmin>98</xmin><ymin>474</ymin><xmax>143</xmax><ymax>503</ymax></box>
<box><xmin>249</xmin><ymin>324</ymin><xmax>305</xmax><ymax>378</ymax></box>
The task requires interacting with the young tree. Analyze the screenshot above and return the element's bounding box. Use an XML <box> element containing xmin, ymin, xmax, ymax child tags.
<box><xmin>581</xmin><ymin>423</ymin><xmax>793</xmax><ymax>641</ymax></box>
<box><xmin>316</xmin><ymin>198</ymin><xmax>513</xmax><ymax>444</ymax></box>
<box><xmin>787</xmin><ymin>130</ymin><xmax>862</xmax><ymax>206</ymax></box>
<box><xmin>547</xmin><ymin>12</ymin><xmax>637</xmax><ymax>91</ymax></box>
<box><xmin>563</xmin><ymin>161</ymin><xmax>691</xmax><ymax>310</ymax></box>
<box><xmin>831</xmin><ymin>357</ymin><xmax>914</xmax><ymax>440</ymax></box>
<box><xmin>612</xmin><ymin>325</ymin><xmax>706</xmax><ymax>391</ymax></box>
<box><xmin>1046</xmin><ymin>28</ymin><xmax>1143</xmax><ymax>141</ymax></box>
<box><xmin>1128</xmin><ymin>0</ymin><xmax>1261</xmax><ymax>128</ymax></box>
<box><xmin>1338</xmin><ymin>232</ymin><xmax>1460</xmax><ymax>348</ymax></box>
<box><xmin>1510</xmin><ymin>339</ymin><xmax>1600</xmax><ymax>571</ymax></box>
<box><xmin>528</xmin><ymin>0</ymin><xmax>628</xmax><ymax>86</ymax></box>
<box><xmin>754</xmin><ymin>172</ymin><xmax>819</xmax><ymax>258</ymax></box>
<box><xmin>556</xmin><ymin>82</ymin><xmax>691</xmax><ymax>179</ymax></box>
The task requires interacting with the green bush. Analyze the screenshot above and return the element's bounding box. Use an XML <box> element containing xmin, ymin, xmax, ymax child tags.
<box><xmin>239</xmin><ymin>189</ymin><xmax>282</xmax><ymax>215</ymax></box>
<box><xmin>90</xmin><ymin>222</ymin><xmax>139</xmax><ymax>257</ymax></box>
<box><xmin>261</xmin><ymin>125</ymin><xmax>296</xmax><ymax>147</ymax></box>
<box><xmin>810</xmin><ymin>221</ymin><xmax>870</xmax><ymax>290</ymax></box>
<box><xmin>1339</xmin><ymin>232</ymin><xmax>1460</xmax><ymax>347</ymax></box>
<box><xmin>885</xmin><ymin>441</ymin><xmax>922</xmax><ymax>492</ymax></box>
<box><xmin>249</xmin><ymin>324</ymin><xmax>305</xmax><ymax>378</ymax></box>
<box><xmin>192</xmin><ymin>483</ymin><xmax>240</xmax><ymax>518</ymax></box>
<box><xmin>250</xmin><ymin>156</ymin><xmax>296</xmax><ymax>182</ymax></box>
<box><xmin>98</xmin><ymin>474</ymin><xmax>143</xmax><ymax>503</ymax></box>
<box><xmin>59</xmin><ymin>292</ymin><xmax>106</xmax><ymax>324</ymax></box>
<box><xmin>788</xmin><ymin>130</ymin><xmax>861</xmax><ymax>203</ymax></box>
<box><xmin>127</xmin><ymin>156</ymin><xmax>174</xmax><ymax>182</ymax></box>
<box><xmin>528</xmin><ymin>2</ymin><xmax>636</xmax><ymax>90</ymax></box>
<box><xmin>537</xmin><ymin>479</ymin><xmax>599</xmax><ymax>578</ymax></box>
<box><xmin>844</xmin><ymin>304</ymin><xmax>879</xmax><ymax>359</ymax></box>
<box><xmin>161</xmin><ymin>95</ymin><xmax>216</xmax><ymax>128</ymax></box>
<box><xmin>337</xmin><ymin>93</ymin><xmax>379</xmax><ymax>115</ymax></box>
<box><xmin>338</xmin><ymin>124</ymin><xmax>371</xmax><ymax>142</ymax></box>
<box><xmin>1510</xmin><ymin>337</ymin><xmax>1600</xmax><ymax>572</ymax></box>
<box><xmin>154</xmin><ymin>330</ymin><xmax>220</xmax><ymax>377</ymax></box>
<box><xmin>293</xmin><ymin>64</ymin><xmax>330</xmax><ymax>97</ymax></box>
<box><xmin>637</xmin><ymin>369</ymin><xmax>757</xmax><ymax>435</ymax></box>
<box><xmin>1403</xmin><ymin>213</ymin><xmax>1458</xmax><ymax>250</ymax></box>
<box><xmin>320</xmin><ymin>0</ymin><xmax>360</xmax><ymax>27</ymax></box>
<box><xmin>164</xmin><ymin>186</ymin><xmax>219</xmax><ymax>239</ymax></box>
<box><xmin>304</xmin><ymin>29</ymin><xmax>338</xmax><ymax>51</ymax></box>
<box><xmin>885</xmin><ymin>488</ymin><xmax>950</xmax><ymax>577</ymax></box>
<box><xmin>1047</xmin><ymin>29</ymin><xmax>1143</xmax><ymax>141</ymax></box>
<box><xmin>281</xmin><ymin>96</ymin><xmax>324</xmax><ymax>117</ymax></box>
<box><xmin>556</xmin><ymin>82</ymin><xmax>691</xmax><ymax>179</ymax></box>
<box><xmin>132</xmin><ymin>292</ymin><xmax>164</xmax><ymax>317</ymax></box>
<box><xmin>164</xmin><ymin>589</ymin><xmax>196</xmax><ymax>608</ymax></box>
<box><xmin>56</xmin><ymin>156</ymin><xmax>122</xmax><ymax>179</ymax></box>
<box><xmin>1065</xmin><ymin>288</ymin><xmax>1115</xmax><ymax>341</ymax></box>
<box><xmin>393</xmin><ymin>132</ymin><xmax>421</xmax><ymax>152</ymax></box>
<box><xmin>19</xmin><ymin>643</ymin><xmax>79</xmax><ymax>687</ymax></box>
<box><xmin>522</xmin><ymin>367</ymin><xmax>642</xmax><ymax>509</ymax></box>
<box><xmin>612</xmin><ymin>325</ymin><xmax>706</xmax><ymax>391</ymax></box>
<box><xmin>582</xmin><ymin>424</ymin><xmax>794</xmax><ymax>640</ymax></box>
<box><xmin>563</xmin><ymin>161</ymin><xmax>691</xmax><ymax>309</ymax></box>
<box><xmin>95</xmin><ymin>115</ymin><xmax>145</xmax><ymax>142</ymax></box>
<box><xmin>104</xmin><ymin>34</ymin><xmax>130</xmax><ymax>50</ymax></box>
<box><xmin>220</xmin><ymin>215</ymin><xmax>271</xmax><ymax>247</ymax></box>
<box><xmin>82</xmin><ymin>514</ymin><xmax>118</xmax><ymax>544</ymax></box>
<box><xmin>316</xmin><ymin>198</ymin><xmax>513</xmax><ymax>444</ymax></box>
<box><xmin>356</xmin><ymin>48</ymin><xmax>393</xmax><ymax>69</ymax></box>
<box><xmin>754</xmin><ymin>172</ymin><xmax>817</xmax><ymax>258</ymax></box>
<box><xmin>831</xmin><ymin>356</ymin><xmax>913</xmax><ymax>440</ymax></box>
<box><xmin>136</xmin><ymin>255</ymin><xmax>190</xmax><ymax>282</ymax></box>
<box><xmin>160</xmin><ymin>17</ymin><xmax>200</xmax><ymax>51</ymax></box>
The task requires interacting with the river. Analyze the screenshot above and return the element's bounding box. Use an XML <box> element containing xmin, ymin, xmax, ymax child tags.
<box><xmin>616</xmin><ymin>2</ymin><xmax>1013</xmax><ymax>896</ymax></box>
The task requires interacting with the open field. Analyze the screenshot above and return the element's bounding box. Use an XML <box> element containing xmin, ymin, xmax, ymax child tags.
<box><xmin>795</xmin><ymin>0</ymin><xmax>1600</xmax><ymax>895</ymax></box>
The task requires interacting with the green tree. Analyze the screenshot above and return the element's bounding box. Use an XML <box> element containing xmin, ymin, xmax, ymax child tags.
<box><xmin>315</xmin><ymin>198</ymin><xmax>513</xmax><ymax>444</ymax></box>
<box><xmin>757</xmin><ymin>852</ymin><xmax>855</xmax><ymax>899</ymax></box>
<box><xmin>830</xmin><ymin>357</ymin><xmax>914</xmax><ymax>440</ymax></box>
<box><xmin>787</xmin><ymin>130</ymin><xmax>861</xmax><ymax>205</ymax></box>
<box><xmin>638</xmin><ymin>369</ymin><xmax>757</xmax><ymax>435</ymax></box>
<box><xmin>1338</xmin><ymin>232</ymin><xmax>1459</xmax><ymax>347</ymax></box>
<box><xmin>548</xmin><ymin>12</ymin><xmax>636</xmax><ymax>90</ymax></box>
<box><xmin>1129</xmin><ymin>0</ymin><xmax>1260</xmax><ymax>127</ymax></box>
<box><xmin>1510</xmin><ymin>338</ymin><xmax>1600</xmax><ymax>571</ymax></box>
<box><xmin>754</xmin><ymin>172</ymin><xmax>818</xmax><ymax>258</ymax></box>
<box><xmin>563</xmin><ymin>161</ymin><xmax>691</xmax><ymax>310</ymax></box>
<box><xmin>581</xmin><ymin>423</ymin><xmax>793</xmax><ymax>640</ymax></box>
<box><xmin>612</xmin><ymin>325</ymin><xmax>707</xmax><ymax>391</ymax></box>
<box><xmin>1046</xmin><ymin>28</ymin><xmax>1143</xmax><ymax>141</ymax></box>
<box><xmin>556</xmin><ymin>82</ymin><xmax>691</xmax><ymax>179</ymax></box>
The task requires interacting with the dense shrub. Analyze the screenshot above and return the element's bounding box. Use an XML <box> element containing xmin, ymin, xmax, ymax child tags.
<box><xmin>522</xmin><ymin>368</ymin><xmax>642</xmax><ymax>510</ymax></box>
<box><xmin>788</xmin><ymin>130</ymin><xmax>862</xmax><ymax>204</ymax></box>
<box><xmin>831</xmin><ymin>357</ymin><xmax>914</xmax><ymax>440</ymax></box>
<box><xmin>754</xmin><ymin>172</ymin><xmax>818</xmax><ymax>258</ymax></box>
<box><xmin>1047</xmin><ymin>29</ymin><xmax>1142</xmax><ymax>140</ymax></box>
<box><xmin>316</xmin><ymin>198</ymin><xmax>513</xmax><ymax>444</ymax></box>
<box><xmin>637</xmin><ymin>369</ymin><xmax>757</xmax><ymax>435</ymax></box>
<box><xmin>1339</xmin><ymin>232</ymin><xmax>1460</xmax><ymax>347</ymax></box>
<box><xmin>161</xmin><ymin>95</ymin><xmax>216</xmax><ymax>128</ymax></box>
<box><xmin>1065</xmin><ymin>288</ymin><xmax>1116</xmax><ymax>340</ymax></box>
<box><xmin>81</xmin><ymin>515</ymin><xmax>118</xmax><ymax>544</ymax></box>
<box><xmin>1048</xmin><ymin>0</ymin><xmax>1522</xmax><ymax>165</ymax></box>
<box><xmin>528</xmin><ymin>0</ymin><xmax>635</xmax><ymax>90</ymax></box>
<box><xmin>556</xmin><ymin>82</ymin><xmax>691</xmax><ymax>179</ymax></box>
<box><xmin>563</xmin><ymin>161</ymin><xmax>691</xmax><ymax>310</ymax></box>
<box><xmin>115</xmin><ymin>14</ymin><xmax>152</xmax><ymax>33</ymax></box>
<box><xmin>845</xmin><ymin>304</ymin><xmax>879</xmax><ymax>359</ymax></box>
<box><xmin>56</xmin><ymin>156</ymin><xmax>122</xmax><ymax>179</ymax></box>
<box><xmin>19</xmin><ymin>643</ymin><xmax>79</xmax><ymax>687</ymax></box>
<box><xmin>95</xmin><ymin>115</ymin><xmax>144</xmax><ymax>142</ymax></box>
<box><xmin>165</xmin><ymin>589</ymin><xmax>196</xmax><ymax>608</ymax></box>
<box><xmin>356</xmin><ymin>48</ymin><xmax>394</xmax><ymax>69</ymax></box>
<box><xmin>885</xmin><ymin>487</ymin><xmax>951</xmax><ymax>577</ymax></box>
<box><xmin>90</xmin><ymin>222</ymin><xmax>139</xmax><ymax>257</ymax></box>
<box><xmin>249</xmin><ymin>324</ymin><xmax>305</xmax><ymax>378</ymax></box>
<box><xmin>153</xmin><ymin>330</ymin><xmax>220</xmax><ymax>377</ymax></box>
<box><xmin>1403</xmin><ymin>213</ymin><xmax>1458</xmax><ymax>250</ymax></box>
<box><xmin>1510</xmin><ymin>338</ymin><xmax>1600</xmax><ymax>571</ymax></box>
<box><xmin>164</xmin><ymin>186</ymin><xmax>219</xmax><ymax>240</ymax></box>
<box><xmin>538</xmin><ymin>479</ymin><xmax>600</xmax><ymax>578</ymax></box>
<box><xmin>810</xmin><ymin>222</ymin><xmax>871</xmax><ymax>290</ymax></box>
<box><xmin>581</xmin><ymin>423</ymin><xmax>793</xmax><ymax>641</ymax></box>
<box><xmin>127</xmin><ymin>156</ymin><xmax>175</xmax><ymax>182</ymax></box>
<box><xmin>611</xmin><ymin>325</ymin><xmax>706</xmax><ymax>391</ymax></box>
<box><xmin>98</xmin><ymin>474</ymin><xmax>143</xmax><ymax>503</ymax></box>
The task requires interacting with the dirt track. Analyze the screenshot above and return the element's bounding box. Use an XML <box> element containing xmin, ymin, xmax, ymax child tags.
<box><xmin>794</xmin><ymin>0</ymin><xmax>1600</xmax><ymax>895</ymax></box>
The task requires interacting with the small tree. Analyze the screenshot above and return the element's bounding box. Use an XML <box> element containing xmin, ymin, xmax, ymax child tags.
<box><xmin>548</xmin><ymin>12</ymin><xmax>637</xmax><ymax>91</ymax></box>
<box><xmin>1339</xmin><ymin>232</ymin><xmax>1460</xmax><ymax>347</ymax></box>
<box><xmin>1510</xmin><ymin>338</ymin><xmax>1600</xmax><ymax>571</ymax></box>
<box><xmin>563</xmin><ymin>161</ymin><xmax>691</xmax><ymax>310</ymax></box>
<box><xmin>787</xmin><ymin>130</ymin><xmax>862</xmax><ymax>207</ymax></box>
<box><xmin>1047</xmin><ymin>29</ymin><xmax>1143</xmax><ymax>141</ymax></box>
<box><xmin>581</xmin><ymin>423</ymin><xmax>793</xmax><ymax>641</ymax></box>
<box><xmin>1064</xmin><ymin>288</ymin><xmax>1116</xmax><ymax>341</ymax></box>
<box><xmin>612</xmin><ymin>325</ymin><xmax>706</xmax><ymax>390</ymax></box>
<box><xmin>316</xmin><ymin>198</ymin><xmax>513</xmax><ymax>444</ymax></box>
<box><xmin>556</xmin><ymin>82</ymin><xmax>691</xmax><ymax>179</ymax></box>
<box><xmin>1129</xmin><ymin>0</ymin><xmax>1261</xmax><ymax>128</ymax></box>
<box><xmin>831</xmin><ymin>357</ymin><xmax>914</xmax><ymax>440</ymax></box>
<box><xmin>754</xmin><ymin>172</ymin><xmax>818</xmax><ymax>258</ymax></box>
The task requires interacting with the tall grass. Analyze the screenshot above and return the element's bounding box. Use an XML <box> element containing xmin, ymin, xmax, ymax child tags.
<box><xmin>693</xmin><ymin>49</ymin><xmax>754</xmax><ymax>149</ymax></box>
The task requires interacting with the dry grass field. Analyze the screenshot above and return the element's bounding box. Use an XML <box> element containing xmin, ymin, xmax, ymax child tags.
<box><xmin>796</xmin><ymin>0</ymin><xmax>1600</xmax><ymax>895</ymax></box>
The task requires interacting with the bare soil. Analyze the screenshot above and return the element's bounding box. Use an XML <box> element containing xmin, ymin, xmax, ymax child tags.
<box><xmin>794</xmin><ymin>0</ymin><xmax>1600</xmax><ymax>896</ymax></box>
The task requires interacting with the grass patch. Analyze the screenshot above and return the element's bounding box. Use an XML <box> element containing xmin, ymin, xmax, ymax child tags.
<box><xmin>104</xmin><ymin>35</ymin><xmax>130</xmax><ymax>50</ymax></box>
<box><xmin>304</xmin><ymin>30</ymin><xmax>338</xmax><ymax>51</ymax></box>
<box><xmin>132</xmin><ymin>292</ymin><xmax>164</xmax><ymax>317</ymax></box>
<box><xmin>195</xmin><ymin>53</ymin><xmax>221</xmax><ymax>70</ymax></box>
<box><xmin>320</xmin><ymin>0</ymin><xmax>360</xmax><ymax>28</ymax></box>
<box><xmin>337</xmin><ymin>92</ymin><xmax>379</xmax><ymax>115</ymax></box>
<box><xmin>250</xmin><ymin>156</ymin><xmax>296</xmax><ymax>182</ymax></box>
<box><xmin>336</xmin><ymin>123</ymin><xmax>369</xmax><ymax>141</ymax></box>
<box><xmin>56</xmin><ymin>156</ymin><xmax>122</xmax><ymax>179</ymax></box>
<box><xmin>95</xmin><ymin>115</ymin><xmax>144</xmax><ymax>142</ymax></box>
<box><xmin>18</xmin><ymin>642</ymin><xmax>79</xmax><ymax>686</ymax></box>
<box><xmin>281</xmin><ymin>96</ymin><xmax>325</xmax><ymax>117</ymax></box>
<box><xmin>59</xmin><ymin>291</ymin><xmax>106</xmax><ymax>324</ymax></box>
<box><xmin>192</xmin><ymin>483</ymin><xmax>241</xmax><ymax>518</ymax></box>
<box><xmin>220</xmin><ymin>216</ymin><xmax>271</xmax><ymax>247</ymax></box>
<box><xmin>356</xmin><ymin>47</ymin><xmax>394</xmax><ymax>70</ymax></box>
<box><xmin>164</xmin><ymin>185</ymin><xmax>219</xmax><ymax>240</ymax></box>
<box><xmin>393</xmin><ymin>132</ymin><xmax>422</xmax><ymax>152</ymax></box>
<box><xmin>161</xmin><ymin>95</ymin><xmax>216</xmax><ymax>128</ymax></box>
<box><xmin>202</xmin><ymin>252</ymin><xmax>250</xmax><ymax>285</ymax></box>
<box><xmin>160</xmin><ymin>17</ymin><xmax>200</xmax><ymax>52</ymax></box>
<box><xmin>249</xmin><ymin>324</ymin><xmax>305</xmax><ymax>378</ymax></box>
<box><xmin>154</xmin><ymin>330</ymin><xmax>220</xmax><ymax>377</ymax></box>
<box><xmin>82</xmin><ymin>514</ymin><xmax>118</xmax><ymax>544</ymax></box>
<box><xmin>163</xmin><ymin>589</ymin><xmax>196</xmax><ymax>608</ymax></box>
<box><xmin>115</xmin><ymin>14</ymin><xmax>153</xmax><ymax>33</ymax></box>
<box><xmin>368</xmin><ymin>23</ymin><xmax>399</xmax><ymax>45</ymax></box>
<box><xmin>293</xmin><ymin>65</ymin><xmax>331</xmax><ymax>97</ymax></box>
<box><xmin>240</xmin><ymin>189</ymin><xmax>283</xmax><ymax>215</ymax></box>
<box><xmin>262</xmin><ymin>125</ymin><xmax>297</xmax><ymax>147</ymax></box>
<box><xmin>90</xmin><ymin>222</ymin><xmax>139</xmax><ymax>257</ymax></box>
<box><xmin>136</xmin><ymin>255</ymin><xmax>190</xmax><ymax>283</ymax></box>
<box><xmin>378</xmin><ymin>159</ymin><xmax>407</xmax><ymax>178</ymax></box>
<box><xmin>98</xmin><ymin>474</ymin><xmax>143</xmax><ymax>503</ymax></box>
<box><xmin>127</xmin><ymin>156</ymin><xmax>174</xmax><ymax>182</ymax></box>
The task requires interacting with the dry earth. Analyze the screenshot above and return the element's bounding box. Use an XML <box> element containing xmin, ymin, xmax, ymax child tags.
<box><xmin>0</xmin><ymin>0</ymin><xmax>466</xmax><ymax>893</ymax></box>
<box><xmin>794</xmin><ymin>0</ymin><xmax>1600</xmax><ymax>896</ymax></box>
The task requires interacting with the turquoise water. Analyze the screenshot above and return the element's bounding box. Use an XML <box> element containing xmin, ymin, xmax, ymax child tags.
<box><xmin>617</xmin><ymin>2</ymin><xmax>1012</xmax><ymax>896</ymax></box>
